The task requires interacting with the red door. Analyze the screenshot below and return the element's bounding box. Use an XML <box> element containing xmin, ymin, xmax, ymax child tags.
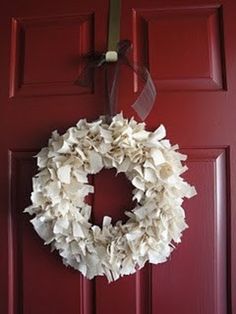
<box><xmin>0</xmin><ymin>0</ymin><xmax>235</xmax><ymax>313</ymax></box>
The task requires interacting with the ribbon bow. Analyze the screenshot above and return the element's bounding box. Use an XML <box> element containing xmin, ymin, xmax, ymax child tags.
<box><xmin>74</xmin><ymin>40</ymin><xmax>156</xmax><ymax>121</ymax></box>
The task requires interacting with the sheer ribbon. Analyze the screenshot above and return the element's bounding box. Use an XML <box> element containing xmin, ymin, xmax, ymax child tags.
<box><xmin>74</xmin><ymin>40</ymin><xmax>157</xmax><ymax>121</ymax></box>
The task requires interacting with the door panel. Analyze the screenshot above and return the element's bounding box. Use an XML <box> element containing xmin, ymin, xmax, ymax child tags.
<box><xmin>0</xmin><ymin>0</ymin><xmax>235</xmax><ymax>314</ymax></box>
<box><xmin>133</xmin><ymin>6</ymin><xmax>225</xmax><ymax>90</ymax></box>
<box><xmin>152</xmin><ymin>149</ymin><xmax>227</xmax><ymax>314</ymax></box>
<box><xmin>10</xmin><ymin>15</ymin><xmax>94</xmax><ymax>97</ymax></box>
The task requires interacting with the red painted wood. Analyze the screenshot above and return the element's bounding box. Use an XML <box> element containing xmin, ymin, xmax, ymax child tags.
<box><xmin>0</xmin><ymin>0</ymin><xmax>235</xmax><ymax>314</ymax></box>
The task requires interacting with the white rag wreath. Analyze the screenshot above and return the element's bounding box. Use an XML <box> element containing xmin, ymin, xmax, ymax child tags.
<box><xmin>25</xmin><ymin>113</ymin><xmax>196</xmax><ymax>282</ymax></box>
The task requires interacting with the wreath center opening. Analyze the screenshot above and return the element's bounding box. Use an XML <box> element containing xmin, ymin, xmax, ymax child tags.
<box><xmin>89</xmin><ymin>168</ymin><xmax>135</xmax><ymax>226</ymax></box>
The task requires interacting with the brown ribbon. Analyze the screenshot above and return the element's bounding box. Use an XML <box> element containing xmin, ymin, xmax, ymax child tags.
<box><xmin>74</xmin><ymin>40</ymin><xmax>157</xmax><ymax>121</ymax></box>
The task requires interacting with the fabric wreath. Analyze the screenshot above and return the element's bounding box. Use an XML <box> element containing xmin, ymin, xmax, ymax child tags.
<box><xmin>24</xmin><ymin>113</ymin><xmax>196</xmax><ymax>282</ymax></box>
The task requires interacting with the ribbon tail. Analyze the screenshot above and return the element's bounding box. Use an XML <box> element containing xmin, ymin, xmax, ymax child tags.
<box><xmin>131</xmin><ymin>68</ymin><xmax>157</xmax><ymax>120</ymax></box>
<box><xmin>109</xmin><ymin>61</ymin><xmax>120</xmax><ymax>116</ymax></box>
<box><xmin>119</xmin><ymin>39</ymin><xmax>157</xmax><ymax>121</ymax></box>
<box><xmin>74</xmin><ymin>64</ymin><xmax>93</xmax><ymax>87</ymax></box>
<box><xmin>105</xmin><ymin>62</ymin><xmax>120</xmax><ymax>120</ymax></box>
<box><xmin>74</xmin><ymin>54</ymin><xmax>106</xmax><ymax>87</ymax></box>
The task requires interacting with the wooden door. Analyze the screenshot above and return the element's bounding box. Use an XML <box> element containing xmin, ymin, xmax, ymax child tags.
<box><xmin>0</xmin><ymin>0</ymin><xmax>235</xmax><ymax>313</ymax></box>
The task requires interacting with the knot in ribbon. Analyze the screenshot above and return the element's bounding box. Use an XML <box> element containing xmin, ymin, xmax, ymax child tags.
<box><xmin>74</xmin><ymin>40</ymin><xmax>156</xmax><ymax>121</ymax></box>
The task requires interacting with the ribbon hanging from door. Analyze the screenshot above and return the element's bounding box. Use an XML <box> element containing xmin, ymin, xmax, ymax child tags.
<box><xmin>74</xmin><ymin>0</ymin><xmax>157</xmax><ymax>121</ymax></box>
